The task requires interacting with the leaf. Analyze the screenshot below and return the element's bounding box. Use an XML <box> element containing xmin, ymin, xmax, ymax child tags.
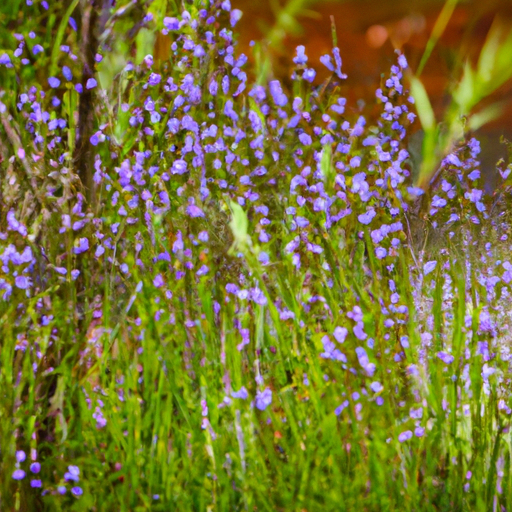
<box><xmin>49</xmin><ymin>0</ymin><xmax>80</xmax><ymax>77</ymax></box>
<box><xmin>228</xmin><ymin>200</ymin><xmax>249</xmax><ymax>254</ymax></box>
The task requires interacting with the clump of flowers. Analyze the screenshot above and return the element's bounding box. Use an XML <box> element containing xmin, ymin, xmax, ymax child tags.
<box><xmin>1</xmin><ymin>0</ymin><xmax>512</xmax><ymax>509</ymax></box>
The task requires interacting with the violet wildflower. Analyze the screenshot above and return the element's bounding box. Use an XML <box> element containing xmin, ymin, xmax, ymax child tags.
<box><xmin>14</xmin><ymin>275</ymin><xmax>32</xmax><ymax>290</ymax></box>
<box><xmin>269</xmin><ymin>80</ymin><xmax>288</xmax><ymax>107</ymax></box>
<box><xmin>358</xmin><ymin>208</ymin><xmax>376</xmax><ymax>225</ymax></box>
<box><xmin>334</xmin><ymin>326</ymin><xmax>348</xmax><ymax>343</ymax></box>
<box><xmin>74</xmin><ymin>238</ymin><xmax>89</xmax><ymax>254</ymax></box>
<box><xmin>293</xmin><ymin>45</ymin><xmax>308</xmax><ymax>65</ymax></box>
<box><xmin>398</xmin><ymin>430</ymin><xmax>413</xmax><ymax>443</ymax></box>
<box><xmin>64</xmin><ymin>465</ymin><xmax>80</xmax><ymax>482</ymax></box>
<box><xmin>48</xmin><ymin>77</ymin><xmax>60</xmax><ymax>88</ymax></box>
<box><xmin>255</xmin><ymin>388</ymin><xmax>272</xmax><ymax>411</ymax></box>
<box><xmin>231</xmin><ymin>387</ymin><xmax>248</xmax><ymax>399</ymax></box>
<box><xmin>12</xmin><ymin>469</ymin><xmax>26</xmax><ymax>480</ymax></box>
<box><xmin>423</xmin><ymin>260</ymin><xmax>437</xmax><ymax>276</ymax></box>
<box><xmin>230</xmin><ymin>9</ymin><xmax>242</xmax><ymax>27</ymax></box>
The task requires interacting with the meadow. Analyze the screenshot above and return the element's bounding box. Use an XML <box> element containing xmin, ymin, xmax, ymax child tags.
<box><xmin>1</xmin><ymin>0</ymin><xmax>512</xmax><ymax>510</ymax></box>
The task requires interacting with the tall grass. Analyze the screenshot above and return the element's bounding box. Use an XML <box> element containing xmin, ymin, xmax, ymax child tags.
<box><xmin>1</xmin><ymin>1</ymin><xmax>512</xmax><ymax>511</ymax></box>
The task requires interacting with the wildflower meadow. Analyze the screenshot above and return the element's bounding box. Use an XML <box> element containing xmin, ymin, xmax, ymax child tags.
<box><xmin>2</xmin><ymin>0</ymin><xmax>512</xmax><ymax>510</ymax></box>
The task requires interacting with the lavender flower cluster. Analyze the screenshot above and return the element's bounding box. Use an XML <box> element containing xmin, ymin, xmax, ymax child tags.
<box><xmin>2</xmin><ymin>0</ymin><xmax>512</xmax><ymax>505</ymax></box>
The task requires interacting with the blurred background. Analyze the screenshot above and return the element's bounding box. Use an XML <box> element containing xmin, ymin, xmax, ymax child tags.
<box><xmin>233</xmin><ymin>0</ymin><xmax>512</xmax><ymax>186</ymax></box>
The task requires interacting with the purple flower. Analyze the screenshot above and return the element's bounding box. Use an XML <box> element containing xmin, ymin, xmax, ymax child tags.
<box><xmin>398</xmin><ymin>54</ymin><xmax>408</xmax><ymax>69</ymax></box>
<box><xmin>299</xmin><ymin>133</ymin><xmax>312</xmax><ymax>146</ymax></box>
<box><xmin>86</xmin><ymin>78</ymin><xmax>97</xmax><ymax>89</ymax></box>
<box><xmin>7</xmin><ymin>210</ymin><xmax>27</xmax><ymax>235</ymax></box>
<box><xmin>30</xmin><ymin>479</ymin><xmax>42</xmax><ymax>488</ymax></box>
<box><xmin>230</xmin><ymin>9</ymin><xmax>243</xmax><ymax>27</ymax></box>
<box><xmin>255</xmin><ymin>388</ymin><xmax>272</xmax><ymax>411</ymax></box>
<box><xmin>64</xmin><ymin>465</ymin><xmax>80</xmax><ymax>482</ymax></box>
<box><xmin>12</xmin><ymin>469</ymin><xmax>26</xmax><ymax>480</ymax></box>
<box><xmin>431</xmin><ymin>195</ymin><xmax>447</xmax><ymax>208</ymax></box>
<box><xmin>231</xmin><ymin>386</ymin><xmax>248</xmax><ymax>399</ymax></box>
<box><xmin>335</xmin><ymin>400</ymin><xmax>349</xmax><ymax>416</ymax></box>
<box><xmin>302</xmin><ymin>68</ymin><xmax>316</xmax><ymax>82</ymax></box>
<box><xmin>14</xmin><ymin>275</ymin><xmax>31</xmax><ymax>289</ymax></box>
<box><xmin>71</xmin><ymin>486</ymin><xmax>83</xmax><ymax>496</ymax></box>
<box><xmin>423</xmin><ymin>260</ymin><xmax>437</xmax><ymax>276</ymax></box>
<box><xmin>353</xmin><ymin>322</ymin><xmax>367</xmax><ymax>341</ymax></box>
<box><xmin>414</xmin><ymin>427</ymin><xmax>425</xmax><ymax>437</ymax></box>
<box><xmin>269</xmin><ymin>80</ymin><xmax>287</xmax><ymax>107</ymax></box>
<box><xmin>0</xmin><ymin>53</ymin><xmax>12</xmax><ymax>65</ymax></box>
<box><xmin>171</xmin><ymin>159</ymin><xmax>188</xmax><ymax>175</ymax></box>
<box><xmin>293</xmin><ymin>45</ymin><xmax>308</xmax><ymax>65</ymax></box>
<box><xmin>333</xmin><ymin>326</ymin><xmax>348</xmax><ymax>343</ymax></box>
<box><xmin>370</xmin><ymin>381</ymin><xmax>383</xmax><ymax>393</ymax></box>
<box><xmin>153</xmin><ymin>274</ymin><xmax>164</xmax><ymax>288</ymax></box>
<box><xmin>398</xmin><ymin>430</ymin><xmax>413</xmax><ymax>443</ymax></box>
<box><xmin>148</xmin><ymin>73</ymin><xmax>161</xmax><ymax>86</ymax></box>
<box><xmin>74</xmin><ymin>238</ymin><xmax>89</xmax><ymax>254</ymax></box>
<box><xmin>358</xmin><ymin>208</ymin><xmax>376</xmax><ymax>225</ymax></box>
<box><xmin>30</xmin><ymin>462</ymin><xmax>41</xmax><ymax>473</ymax></box>
<box><xmin>16</xmin><ymin>450</ymin><xmax>26</xmax><ymax>463</ymax></box>
<box><xmin>163</xmin><ymin>17</ymin><xmax>179</xmax><ymax>30</ymax></box>
<box><xmin>186</xmin><ymin>204</ymin><xmax>205</xmax><ymax>218</ymax></box>
<box><xmin>437</xmin><ymin>351</ymin><xmax>454</xmax><ymax>365</ymax></box>
<box><xmin>48</xmin><ymin>77</ymin><xmax>60</xmax><ymax>88</ymax></box>
<box><xmin>62</xmin><ymin>66</ymin><xmax>72</xmax><ymax>81</ymax></box>
<box><xmin>375</xmin><ymin>247</ymin><xmax>387</xmax><ymax>259</ymax></box>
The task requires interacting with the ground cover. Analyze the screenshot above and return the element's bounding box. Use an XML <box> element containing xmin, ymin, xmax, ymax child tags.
<box><xmin>1</xmin><ymin>1</ymin><xmax>512</xmax><ymax>510</ymax></box>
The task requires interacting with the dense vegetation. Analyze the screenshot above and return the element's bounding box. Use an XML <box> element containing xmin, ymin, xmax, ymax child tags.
<box><xmin>2</xmin><ymin>0</ymin><xmax>512</xmax><ymax>510</ymax></box>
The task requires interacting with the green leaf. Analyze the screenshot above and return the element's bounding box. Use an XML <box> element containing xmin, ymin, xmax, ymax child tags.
<box><xmin>228</xmin><ymin>200</ymin><xmax>249</xmax><ymax>254</ymax></box>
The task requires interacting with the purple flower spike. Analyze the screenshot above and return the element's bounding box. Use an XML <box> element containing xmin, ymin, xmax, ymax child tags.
<box><xmin>255</xmin><ymin>388</ymin><xmax>272</xmax><ymax>411</ymax></box>
<box><xmin>12</xmin><ymin>469</ymin><xmax>26</xmax><ymax>480</ymax></box>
